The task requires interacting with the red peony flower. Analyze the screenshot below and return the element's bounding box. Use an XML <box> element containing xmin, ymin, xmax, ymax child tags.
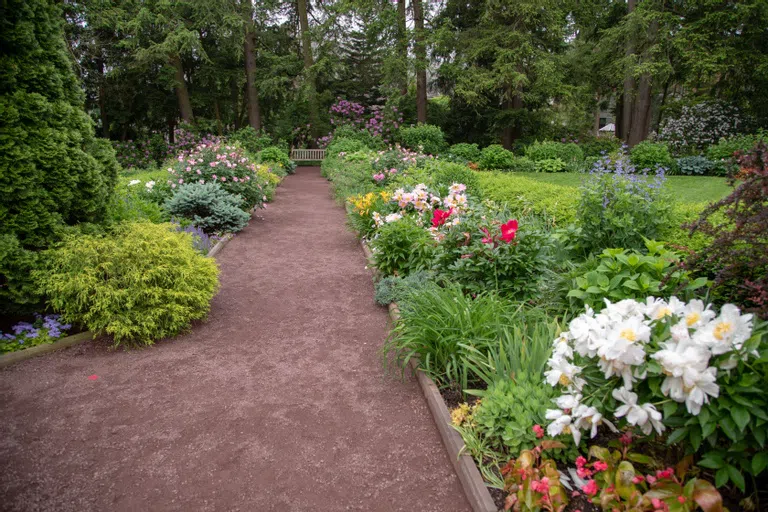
<box><xmin>432</xmin><ymin>208</ymin><xmax>452</xmax><ymax>228</ymax></box>
<box><xmin>500</xmin><ymin>219</ymin><xmax>519</xmax><ymax>243</ymax></box>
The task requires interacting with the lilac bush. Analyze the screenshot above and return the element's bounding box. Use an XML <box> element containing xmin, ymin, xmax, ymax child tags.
<box><xmin>658</xmin><ymin>102</ymin><xmax>744</xmax><ymax>156</ymax></box>
<box><xmin>0</xmin><ymin>314</ymin><xmax>72</xmax><ymax>353</ymax></box>
<box><xmin>321</xmin><ymin>99</ymin><xmax>404</xmax><ymax>148</ymax></box>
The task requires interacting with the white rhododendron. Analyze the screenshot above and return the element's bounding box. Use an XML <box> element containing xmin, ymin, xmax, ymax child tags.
<box><xmin>545</xmin><ymin>297</ymin><xmax>754</xmax><ymax>445</ymax></box>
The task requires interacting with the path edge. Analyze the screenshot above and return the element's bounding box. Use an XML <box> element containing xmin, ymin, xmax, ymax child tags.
<box><xmin>362</xmin><ymin>241</ymin><xmax>497</xmax><ymax>512</ymax></box>
<box><xmin>0</xmin><ymin>331</ymin><xmax>93</xmax><ymax>369</ymax></box>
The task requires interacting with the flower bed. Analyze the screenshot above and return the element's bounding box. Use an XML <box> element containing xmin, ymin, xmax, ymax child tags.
<box><xmin>322</xmin><ymin>129</ymin><xmax>768</xmax><ymax>512</ymax></box>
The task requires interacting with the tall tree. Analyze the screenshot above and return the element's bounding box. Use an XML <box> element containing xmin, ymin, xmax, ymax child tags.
<box><xmin>243</xmin><ymin>0</ymin><xmax>262</xmax><ymax>130</ymax></box>
<box><xmin>412</xmin><ymin>0</ymin><xmax>427</xmax><ymax>123</ymax></box>
<box><xmin>297</xmin><ymin>0</ymin><xmax>321</xmax><ymax>141</ymax></box>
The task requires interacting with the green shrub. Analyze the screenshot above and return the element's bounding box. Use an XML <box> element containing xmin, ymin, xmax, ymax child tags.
<box><xmin>428</xmin><ymin>161</ymin><xmax>480</xmax><ymax>195</ymax></box>
<box><xmin>165</xmin><ymin>182</ymin><xmax>250</xmax><ymax>234</ymax></box>
<box><xmin>470</xmin><ymin>372</ymin><xmax>557</xmax><ymax>456</ymax></box>
<box><xmin>374</xmin><ymin>271</ymin><xmax>435</xmax><ymax>306</ymax></box>
<box><xmin>525</xmin><ymin>141</ymin><xmax>584</xmax><ymax>165</ymax></box>
<box><xmin>258</xmin><ymin>146</ymin><xmax>295</xmax><ymax>174</ymax></box>
<box><xmin>705</xmin><ymin>132</ymin><xmax>766</xmax><ymax>175</ymax></box>
<box><xmin>228</xmin><ymin>127</ymin><xmax>273</xmax><ymax>155</ymax></box>
<box><xmin>508</xmin><ymin>156</ymin><xmax>536</xmax><ymax>173</ymax></box>
<box><xmin>534</xmin><ymin>158</ymin><xmax>566</xmax><ymax>173</ymax></box>
<box><xmin>479</xmin><ymin>144</ymin><xmax>516</xmax><ymax>170</ymax></box>
<box><xmin>579</xmin><ymin>135</ymin><xmax>622</xmax><ymax>158</ymax></box>
<box><xmin>476</xmin><ymin>172</ymin><xmax>579</xmax><ymax>225</ymax></box>
<box><xmin>322</xmin><ymin>156</ymin><xmax>376</xmax><ymax>201</ymax></box>
<box><xmin>370</xmin><ymin>217</ymin><xmax>434</xmax><ymax>276</ymax></box>
<box><xmin>0</xmin><ymin>234</ymin><xmax>43</xmax><ymax>313</ymax></box>
<box><xmin>448</xmin><ymin>143</ymin><xmax>481</xmax><ymax>162</ymax></box>
<box><xmin>330</xmin><ymin>124</ymin><xmax>382</xmax><ymax>150</ymax></box>
<box><xmin>399</xmin><ymin>124</ymin><xmax>448</xmax><ymax>155</ymax></box>
<box><xmin>577</xmin><ymin>158</ymin><xmax>672</xmax><ymax>253</ymax></box>
<box><xmin>326</xmin><ymin>137</ymin><xmax>368</xmax><ymax>158</ymax></box>
<box><xmin>629</xmin><ymin>141</ymin><xmax>674</xmax><ymax>171</ymax></box>
<box><xmin>105</xmin><ymin>180</ymin><xmax>167</xmax><ymax>225</ymax></box>
<box><xmin>657</xmin><ymin>201</ymin><xmax>715</xmax><ymax>252</ymax></box>
<box><xmin>36</xmin><ymin>222</ymin><xmax>220</xmax><ymax>346</ymax></box>
<box><xmin>675</xmin><ymin>155</ymin><xmax>715</xmax><ymax>176</ymax></box>
<box><xmin>566</xmin><ymin>240</ymin><xmax>708</xmax><ymax>312</ymax></box>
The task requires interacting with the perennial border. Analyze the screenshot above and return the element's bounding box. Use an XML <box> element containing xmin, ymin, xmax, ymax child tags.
<box><xmin>361</xmin><ymin>241</ymin><xmax>498</xmax><ymax>512</ymax></box>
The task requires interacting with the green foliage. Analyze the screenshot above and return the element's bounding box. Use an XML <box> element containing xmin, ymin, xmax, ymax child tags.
<box><xmin>706</xmin><ymin>132</ymin><xmax>766</xmax><ymax>175</ymax></box>
<box><xmin>326</xmin><ymin>137</ymin><xmax>369</xmax><ymax>158</ymax></box>
<box><xmin>566</xmin><ymin>240</ymin><xmax>709</xmax><ymax>312</ymax></box>
<box><xmin>105</xmin><ymin>180</ymin><xmax>167</xmax><ymax>225</ymax></box>
<box><xmin>579</xmin><ymin>136</ymin><xmax>622</xmax><ymax>158</ymax></box>
<box><xmin>479</xmin><ymin>145</ymin><xmax>516</xmax><ymax>170</ymax></box>
<box><xmin>373</xmin><ymin>271</ymin><xmax>435</xmax><ymax>306</ymax></box>
<box><xmin>228</xmin><ymin>127</ymin><xmax>273</xmax><ymax>155</ymax></box>
<box><xmin>471</xmin><ymin>373</ymin><xmax>557</xmax><ymax>456</ymax></box>
<box><xmin>258</xmin><ymin>146</ymin><xmax>290</xmax><ymax>168</ymax></box>
<box><xmin>322</xmin><ymin>156</ymin><xmax>376</xmax><ymax>201</ymax></box>
<box><xmin>577</xmin><ymin>167</ymin><xmax>672</xmax><ymax>253</ymax></box>
<box><xmin>629</xmin><ymin>141</ymin><xmax>674</xmax><ymax>171</ymax></box>
<box><xmin>36</xmin><ymin>223</ymin><xmax>220</xmax><ymax>346</ymax></box>
<box><xmin>428</xmin><ymin>161</ymin><xmax>480</xmax><ymax>195</ymax></box>
<box><xmin>657</xmin><ymin>202</ymin><xmax>715</xmax><ymax>252</ymax></box>
<box><xmin>675</xmin><ymin>155</ymin><xmax>715</xmax><ymax>176</ymax></box>
<box><xmin>477</xmin><ymin>172</ymin><xmax>579</xmax><ymax>226</ymax></box>
<box><xmin>448</xmin><ymin>143</ymin><xmax>481</xmax><ymax>162</ymax></box>
<box><xmin>507</xmin><ymin>157</ymin><xmax>536</xmax><ymax>173</ymax></box>
<box><xmin>525</xmin><ymin>141</ymin><xmax>584</xmax><ymax>165</ymax></box>
<box><xmin>370</xmin><ymin>218</ymin><xmax>434</xmax><ymax>276</ymax></box>
<box><xmin>399</xmin><ymin>124</ymin><xmax>448</xmax><ymax>155</ymax></box>
<box><xmin>534</xmin><ymin>158</ymin><xmax>566</xmax><ymax>173</ymax></box>
<box><xmin>667</xmin><ymin>323</ymin><xmax>768</xmax><ymax>493</ymax></box>
<box><xmin>0</xmin><ymin>234</ymin><xmax>43</xmax><ymax>314</ymax></box>
<box><xmin>165</xmin><ymin>182</ymin><xmax>250</xmax><ymax>234</ymax></box>
<box><xmin>0</xmin><ymin>0</ymin><xmax>118</xmax><ymax>253</ymax></box>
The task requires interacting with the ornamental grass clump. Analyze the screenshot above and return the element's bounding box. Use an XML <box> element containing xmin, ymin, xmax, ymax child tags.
<box><xmin>167</xmin><ymin>141</ymin><xmax>273</xmax><ymax>210</ymax></box>
<box><xmin>36</xmin><ymin>222</ymin><xmax>220</xmax><ymax>347</ymax></box>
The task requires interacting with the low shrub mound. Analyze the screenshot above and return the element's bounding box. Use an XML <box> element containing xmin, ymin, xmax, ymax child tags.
<box><xmin>36</xmin><ymin>222</ymin><xmax>220</xmax><ymax>346</ymax></box>
<box><xmin>398</xmin><ymin>124</ymin><xmax>448</xmax><ymax>155</ymax></box>
<box><xmin>629</xmin><ymin>140</ymin><xmax>674</xmax><ymax>171</ymax></box>
<box><xmin>165</xmin><ymin>182</ymin><xmax>251</xmax><ymax>234</ymax></box>
<box><xmin>525</xmin><ymin>141</ymin><xmax>584</xmax><ymax>166</ymax></box>
<box><xmin>476</xmin><ymin>172</ymin><xmax>578</xmax><ymax>225</ymax></box>
<box><xmin>479</xmin><ymin>144</ymin><xmax>516</xmax><ymax>170</ymax></box>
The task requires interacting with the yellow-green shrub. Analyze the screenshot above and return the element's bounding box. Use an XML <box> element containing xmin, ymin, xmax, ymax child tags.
<box><xmin>657</xmin><ymin>202</ymin><xmax>718</xmax><ymax>252</ymax></box>
<box><xmin>36</xmin><ymin>222</ymin><xmax>220</xmax><ymax>346</ymax></box>
<box><xmin>476</xmin><ymin>172</ymin><xmax>579</xmax><ymax>226</ymax></box>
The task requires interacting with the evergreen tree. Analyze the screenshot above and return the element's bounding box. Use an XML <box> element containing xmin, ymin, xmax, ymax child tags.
<box><xmin>0</xmin><ymin>0</ymin><xmax>118</xmax><ymax>313</ymax></box>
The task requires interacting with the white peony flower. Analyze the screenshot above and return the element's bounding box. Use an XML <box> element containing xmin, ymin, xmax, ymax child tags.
<box><xmin>681</xmin><ymin>299</ymin><xmax>716</xmax><ymax>329</ymax></box>
<box><xmin>693</xmin><ymin>304</ymin><xmax>753</xmax><ymax>355</ymax></box>
<box><xmin>555</xmin><ymin>393</ymin><xmax>582</xmax><ymax>411</ymax></box>
<box><xmin>384</xmin><ymin>213</ymin><xmax>402</xmax><ymax>223</ymax></box>
<box><xmin>128</xmin><ymin>179</ymin><xmax>141</xmax><ymax>186</ymax></box>
<box><xmin>612</xmin><ymin>387</ymin><xmax>665</xmax><ymax>435</ymax></box>
<box><xmin>544</xmin><ymin>356</ymin><xmax>585</xmax><ymax>390</ymax></box>
<box><xmin>545</xmin><ymin>409</ymin><xmax>581</xmax><ymax>445</ymax></box>
<box><xmin>145</xmin><ymin>180</ymin><xmax>155</xmax><ymax>190</ymax></box>
<box><xmin>573</xmin><ymin>404</ymin><xmax>617</xmax><ymax>439</ymax></box>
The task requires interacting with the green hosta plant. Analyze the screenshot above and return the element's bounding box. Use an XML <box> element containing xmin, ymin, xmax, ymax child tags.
<box><xmin>534</xmin><ymin>158</ymin><xmax>567</xmax><ymax>173</ymax></box>
<box><xmin>567</xmin><ymin>240</ymin><xmax>709</xmax><ymax>312</ymax></box>
<box><xmin>36</xmin><ymin>222</ymin><xmax>220</xmax><ymax>347</ymax></box>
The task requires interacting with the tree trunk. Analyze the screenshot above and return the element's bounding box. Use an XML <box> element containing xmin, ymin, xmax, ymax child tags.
<box><xmin>654</xmin><ymin>79</ymin><xmax>670</xmax><ymax>134</ymax></box>
<box><xmin>96</xmin><ymin>58</ymin><xmax>109</xmax><ymax>138</ymax></box>
<box><xmin>214</xmin><ymin>100</ymin><xmax>224</xmax><ymax>135</ymax></box>
<box><xmin>168</xmin><ymin>117</ymin><xmax>176</xmax><ymax>144</ymax></box>
<box><xmin>230</xmin><ymin>77</ymin><xmax>241</xmax><ymax>130</ymax></box>
<box><xmin>171</xmin><ymin>55</ymin><xmax>194</xmax><ymax>123</ymax></box>
<box><xmin>619</xmin><ymin>0</ymin><xmax>636</xmax><ymax>142</ymax></box>
<box><xmin>501</xmin><ymin>85</ymin><xmax>523</xmax><ymax>149</ymax></box>
<box><xmin>627</xmin><ymin>18</ymin><xmax>657</xmax><ymax>146</ymax></box>
<box><xmin>397</xmin><ymin>0</ymin><xmax>408</xmax><ymax>96</ymax></box>
<box><xmin>243</xmin><ymin>6</ymin><xmax>262</xmax><ymax>131</ymax></box>
<box><xmin>297</xmin><ymin>0</ymin><xmax>320</xmax><ymax>142</ymax></box>
<box><xmin>594</xmin><ymin>94</ymin><xmax>601</xmax><ymax>136</ymax></box>
<box><xmin>413</xmin><ymin>0</ymin><xmax>427</xmax><ymax>123</ymax></box>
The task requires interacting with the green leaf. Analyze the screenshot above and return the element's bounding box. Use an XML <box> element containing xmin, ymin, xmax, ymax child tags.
<box><xmin>698</xmin><ymin>454</ymin><xmax>725</xmax><ymax>469</ymax></box>
<box><xmin>725</xmin><ymin>465</ymin><xmax>746</xmax><ymax>492</ymax></box>
<box><xmin>585</xmin><ymin>286</ymin><xmax>602</xmax><ymax>294</ymax></box>
<box><xmin>719</xmin><ymin>417</ymin><xmax>741</xmax><ymax>441</ymax></box>
<box><xmin>714</xmin><ymin>467</ymin><xmax>729</xmax><ymax>488</ymax></box>
<box><xmin>731</xmin><ymin>406</ymin><xmax>750</xmax><ymax>431</ymax></box>
<box><xmin>666</xmin><ymin>427</ymin><xmax>689</xmax><ymax>445</ymax></box>
<box><xmin>622</xmin><ymin>280</ymin><xmax>640</xmax><ymax>290</ymax></box>
<box><xmin>663</xmin><ymin>401</ymin><xmax>678</xmax><ymax>418</ymax></box>
<box><xmin>752</xmin><ymin>452</ymin><xmax>768</xmax><ymax>475</ymax></box>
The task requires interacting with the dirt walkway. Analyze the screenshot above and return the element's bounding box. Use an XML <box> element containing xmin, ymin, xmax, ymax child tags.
<box><xmin>0</xmin><ymin>167</ymin><xmax>470</xmax><ymax>512</ymax></box>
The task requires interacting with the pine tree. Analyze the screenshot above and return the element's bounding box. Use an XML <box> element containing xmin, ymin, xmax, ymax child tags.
<box><xmin>0</xmin><ymin>0</ymin><xmax>118</xmax><ymax>313</ymax></box>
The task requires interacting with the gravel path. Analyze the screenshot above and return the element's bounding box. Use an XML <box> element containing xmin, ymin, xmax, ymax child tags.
<box><xmin>0</xmin><ymin>167</ymin><xmax>470</xmax><ymax>512</ymax></box>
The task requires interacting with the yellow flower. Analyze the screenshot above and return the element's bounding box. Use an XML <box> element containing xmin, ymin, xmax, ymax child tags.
<box><xmin>450</xmin><ymin>403</ymin><xmax>473</xmax><ymax>426</ymax></box>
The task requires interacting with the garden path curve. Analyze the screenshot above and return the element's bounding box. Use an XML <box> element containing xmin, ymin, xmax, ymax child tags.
<box><xmin>0</xmin><ymin>167</ymin><xmax>471</xmax><ymax>512</ymax></box>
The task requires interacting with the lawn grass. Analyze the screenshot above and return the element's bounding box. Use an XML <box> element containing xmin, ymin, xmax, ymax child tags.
<box><xmin>515</xmin><ymin>172</ymin><xmax>732</xmax><ymax>204</ymax></box>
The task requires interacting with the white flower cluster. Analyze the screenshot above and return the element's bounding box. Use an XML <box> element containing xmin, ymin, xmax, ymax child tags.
<box><xmin>391</xmin><ymin>184</ymin><xmax>441</xmax><ymax>212</ymax></box>
<box><xmin>443</xmin><ymin>183</ymin><xmax>468</xmax><ymax>211</ymax></box>
<box><xmin>658</xmin><ymin>102</ymin><xmax>742</xmax><ymax>153</ymax></box>
<box><xmin>545</xmin><ymin>297</ymin><xmax>753</xmax><ymax>444</ymax></box>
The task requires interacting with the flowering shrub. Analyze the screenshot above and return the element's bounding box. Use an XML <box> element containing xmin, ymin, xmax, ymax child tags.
<box><xmin>113</xmin><ymin>128</ymin><xmax>204</xmax><ymax>169</ymax></box>
<box><xmin>543</xmin><ymin>296</ymin><xmax>757</xmax><ymax>461</ymax></box>
<box><xmin>327</xmin><ymin>99</ymin><xmax>402</xmax><ymax>145</ymax></box>
<box><xmin>346</xmin><ymin>191</ymin><xmax>393</xmax><ymax>238</ymax></box>
<box><xmin>0</xmin><ymin>314</ymin><xmax>72</xmax><ymax>353</ymax></box>
<box><xmin>658</xmin><ymin>102</ymin><xmax>743</xmax><ymax>155</ymax></box>
<box><xmin>167</xmin><ymin>142</ymin><xmax>273</xmax><ymax>210</ymax></box>
<box><xmin>578</xmin><ymin>153</ymin><xmax>671</xmax><ymax>253</ymax></box>
<box><xmin>371</xmin><ymin>145</ymin><xmax>431</xmax><ymax>176</ymax></box>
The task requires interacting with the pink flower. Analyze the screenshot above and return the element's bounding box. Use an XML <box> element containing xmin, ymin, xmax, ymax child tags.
<box><xmin>533</xmin><ymin>424</ymin><xmax>545</xmax><ymax>439</ymax></box>
<box><xmin>210</xmin><ymin>162</ymin><xmax>216</xmax><ymax>167</ymax></box>
<box><xmin>500</xmin><ymin>219</ymin><xmax>518</xmax><ymax>243</ymax></box>
<box><xmin>432</xmin><ymin>208</ymin><xmax>452</xmax><ymax>228</ymax></box>
<box><xmin>581</xmin><ymin>480</ymin><xmax>599</xmax><ymax>497</ymax></box>
<box><xmin>632</xmin><ymin>475</ymin><xmax>645</xmax><ymax>484</ymax></box>
<box><xmin>575</xmin><ymin>456</ymin><xmax>587</xmax><ymax>469</ymax></box>
<box><xmin>530</xmin><ymin>477</ymin><xmax>550</xmax><ymax>495</ymax></box>
<box><xmin>677</xmin><ymin>496</ymin><xmax>686</xmax><ymax>504</ymax></box>
<box><xmin>646</xmin><ymin>475</ymin><xmax>657</xmax><ymax>485</ymax></box>
<box><xmin>619</xmin><ymin>431</ymin><xmax>633</xmax><ymax>446</ymax></box>
<box><xmin>576</xmin><ymin>467</ymin><xmax>593</xmax><ymax>479</ymax></box>
<box><xmin>221</xmin><ymin>177</ymin><xmax>226</xmax><ymax>182</ymax></box>
<box><xmin>593</xmin><ymin>461</ymin><xmax>608</xmax><ymax>472</ymax></box>
<box><xmin>656</xmin><ymin>468</ymin><xmax>674</xmax><ymax>480</ymax></box>
<box><xmin>196</xmin><ymin>169</ymin><xmax>201</xmax><ymax>175</ymax></box>
<box><xmin>178</xmin><ymin>179</ymin><xmax>183</xmax><ymax>184</ymax></box>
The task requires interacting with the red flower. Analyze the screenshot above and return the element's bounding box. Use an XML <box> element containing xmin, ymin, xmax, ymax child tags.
<box><xmin>431</xmin><ymin>208</ymin><xmax>452</xmax><ymax>228</ymax></box>
<box><xmin>500</xmin><ymin>219</ymin><xmax>518</xmax><ymax>243</ymax></box>
<box><xmin>581</xmin><ymin>480</ymin><xmax>599</xmax><ymax>497</ymax></box>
